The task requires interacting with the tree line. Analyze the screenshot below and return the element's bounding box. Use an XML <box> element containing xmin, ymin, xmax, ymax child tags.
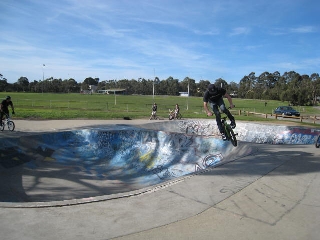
<box><xmin>1</xmin><ymin>70</ymin><xmax>319</xmax><ymax>106</ymax></box>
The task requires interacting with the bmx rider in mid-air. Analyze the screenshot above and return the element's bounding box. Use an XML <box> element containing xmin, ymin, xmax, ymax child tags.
<box><xmin>203</xmin><ymin>84</ymin><xmax>236</xmax><ymax>140</ymax></box>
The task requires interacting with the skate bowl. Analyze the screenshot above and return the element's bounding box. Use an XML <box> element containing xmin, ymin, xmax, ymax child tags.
<box><xmin>0</xmin><ymin>120</ymin><xmax>319</xmax><ymax>207</ymax></box>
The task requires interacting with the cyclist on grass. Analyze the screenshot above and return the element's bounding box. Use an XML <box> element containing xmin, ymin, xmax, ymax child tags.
<box><xmin>203</xmin><ymin>84</ymin><xmax>236</xmax><ymax>140</ymax></box>
<box><xmin>0</xmin><ymin>96</ymin><xmax>15</xmax><ymax>126</ymax></box>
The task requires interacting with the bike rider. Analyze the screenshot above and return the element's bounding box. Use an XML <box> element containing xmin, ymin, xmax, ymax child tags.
<box><xmin>203</xmin><ymin>84</ymin><xmax>236</xmax><ymax>140</ymax></box>
<box><xmin>0</xmin><ymin>96</ymin><xmax>15</xmax><ymax>126</ymax></box>
<box><xmin>150</xmin><ymin>102</ymin><xmax>157</xmax><ymax>120</ymax></box>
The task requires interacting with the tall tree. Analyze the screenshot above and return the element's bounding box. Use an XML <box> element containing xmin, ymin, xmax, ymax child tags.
<box><xmin>0</xmin><ymin>73</ymin><xmax>8</xmax><ymax>92</ymax></box>
<box><xmin>17</xmin><ymin>76</ymin><xmax>29</xmax><ymax>92</ymax></box>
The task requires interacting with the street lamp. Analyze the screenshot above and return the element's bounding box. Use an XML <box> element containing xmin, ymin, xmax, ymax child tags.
<box><xmin>187</xmin><ymin>78</ymin><xmax>190</xmax><ymax>110</ymax></box>
<box><xmin>42</xmin><ymin>64</ymin><xmax>45</xmax><ymax>93</ymax></box>
<box><xmin>153</xmin><ymin>69</ymin><xmax>155</xmax><ymax>99</ymax></box>
<box><xmin>153</xmin><ymin>79</ymin><xmax>155</xmax><ymax>99</ymax></box>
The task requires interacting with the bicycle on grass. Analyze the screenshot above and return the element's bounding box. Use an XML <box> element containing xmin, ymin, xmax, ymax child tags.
<box><xmin>0</xmin><ymin>113</ymin><xmax>15</xmax><ymax>131</ymax></box>
<box><xmin>169</xmin><ymin>109</ymin><xmax>182</xmax><ymax>120</ymax></box>
<box><xmin>150</xmin><ymin>111</ymin><xmax>159</xmax><ymax>120</ymax></box>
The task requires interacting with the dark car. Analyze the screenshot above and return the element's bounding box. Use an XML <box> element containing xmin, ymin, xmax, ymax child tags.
<box><xmin>274</xmin><ymin>106</ymin><xmax>300</xmax><ymax>117</ymax></box>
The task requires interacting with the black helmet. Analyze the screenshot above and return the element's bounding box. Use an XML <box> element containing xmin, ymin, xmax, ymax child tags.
<box><xmin>208</xmin><ymin>84</ymin><xmax>216</xmax><ymax>92</ymax></box>
<box><xmin>6</xmin><ymin>96</ymin><xmax>11</xmax><ymax>100</ymax></box>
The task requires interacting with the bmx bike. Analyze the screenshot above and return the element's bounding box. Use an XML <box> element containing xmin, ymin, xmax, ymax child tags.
<box><xmin>150</xmin><ymin>111</ymin><xmax>159</xmax><ymax>120</ymax></box>
<box><xmin>0</xmin><ymin>113</ymin><xmax>15</xmax><ymax>131</ymax></box>
<box><xmin>221</xmin><ymin>113</ymin><xmax>237</xmax><ymax>147</ymax></box>
<box><xmin>169</xmin><ymin>110</ymin><xmax>182</xmax><ymax>120</ymax></box>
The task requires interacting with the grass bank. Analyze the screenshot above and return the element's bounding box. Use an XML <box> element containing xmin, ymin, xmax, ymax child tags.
<box><xmin>1</xmin><ymin>93</ymin><xmax>319</xmax><ymax>126</ymax></box>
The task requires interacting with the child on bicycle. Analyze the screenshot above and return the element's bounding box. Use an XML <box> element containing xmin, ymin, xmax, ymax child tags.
<box><xmin>203</xmin><ymin>84</ymin><xmax>236</xmax><ymax>140</ymax></box>
<box><xmin>150</xmin><ymin>103</ymin><xmax>157</xmax><ymax>120</ymax></box>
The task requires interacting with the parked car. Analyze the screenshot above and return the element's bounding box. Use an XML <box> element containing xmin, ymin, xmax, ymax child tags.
<box><xmin>274</xmin><ymin>106</ymin><xmax>300</xmax><ymax>117</ymax></box>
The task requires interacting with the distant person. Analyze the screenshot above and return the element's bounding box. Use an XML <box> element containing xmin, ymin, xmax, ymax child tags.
<box><xmin>150</xmin><ymin>103</ymin><xmax>157</xmax><ymax>120</ymax></box>
<box><xmin>203</xmin><ymin>84</ymin><xmax>236</xmax><ymax>140</ymax></box>
<box><xmin>174</xmin><ymin>104</ymin><xmax>180</xmax><ymax>119</ymax></box>
<box><xmin>0</xmin><ymin>96</ymin><xmax>15</xmax><ymax>125</ymax></box>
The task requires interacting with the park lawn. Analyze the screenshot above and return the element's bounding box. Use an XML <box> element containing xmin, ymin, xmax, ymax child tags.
<box><xmin>1</xmin><ymin>93</ymin><xmax>319</xmax><ymax>123</ymax></box>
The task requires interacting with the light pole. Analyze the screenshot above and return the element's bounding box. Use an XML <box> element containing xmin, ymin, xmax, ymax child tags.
<box><xmin>153</xmin><ymin>79</ymin><xmax>155</xmax><ymax>99</ymax></box>
<box><xmin>187</xmin><ymin>78</ymin><xmax>190</xmax><ymax>110</ymax></box>
<box><xmin>42</xmin><ymin>64</ymin><xmax>45</xmax><ymax>93</ymax></box>
<box><xmin>153</xmin><ymin>69</ymin><xmax>155</xmax><ymax>100</ymax></box>
<box><xmin>114</xmin><ymin>79</ymin><xmax>117</xmax><ymax>105</ymax></box>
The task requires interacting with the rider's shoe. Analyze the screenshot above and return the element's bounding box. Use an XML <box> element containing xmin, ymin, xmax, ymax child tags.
<box><xmin>221</xmin><ymin>132</ymin><xmax>227</xmax><ymax>140</ymax></box>
<box><xmin>230</xmin><ymin>121</ymin><xmax>236</xmax><ymax>129</ymax></box>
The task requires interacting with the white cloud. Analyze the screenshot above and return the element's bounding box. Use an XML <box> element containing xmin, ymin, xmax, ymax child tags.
<box><xmin>229</xmin><ymin>27</ymin><xmax>250</xmax><ymax>36</ymax></box>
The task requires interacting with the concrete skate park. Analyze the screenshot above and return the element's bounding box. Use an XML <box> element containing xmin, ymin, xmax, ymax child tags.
<box><xmin>0</xmin><ymin>119</ymin><xmax>320</xmax><ymax>240</ymax></box>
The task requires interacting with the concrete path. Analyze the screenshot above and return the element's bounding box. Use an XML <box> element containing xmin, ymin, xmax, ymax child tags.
<box><xmin>0</xmin><ymin>120</ymin><xmax>319</xmax><ymax>240</ymax></box>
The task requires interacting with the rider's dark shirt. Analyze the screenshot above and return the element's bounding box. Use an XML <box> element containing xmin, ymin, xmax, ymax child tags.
<box><xmin>1</xmin><ymin>100</ymin><xmax>13</xmax><ymax>113</ymax></box>
<box><xmin>203</xmin><ymin>87</ymin><xmax>226</xmax><ymax>103</ymax></box>
<box><xmin>152</xmin><ymin>105</ymin><xmax>157</xmax><ymax>111</ymax></box>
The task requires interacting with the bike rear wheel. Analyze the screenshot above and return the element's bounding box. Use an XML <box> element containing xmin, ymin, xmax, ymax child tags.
<box><xmin>226</xmin><ymin>125</ymin><xmax>237</xmax><ymax>147</ymax></box>
<box><xmin>7</xmin><ymin>121</ymin><xmax>15</xmax><ymax>131</ymax></box>
<box><xmin>0</xmin><ymin>122</ymin><xmax>4</xmax><ymax>131</ymax></box>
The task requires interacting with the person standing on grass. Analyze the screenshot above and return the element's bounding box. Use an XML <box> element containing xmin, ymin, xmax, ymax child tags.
<box><xmin>174</xmin><ymin>104</ymin><xmax>180</xmax><ymax>119</ymax></box>
<box><xmin>0</xmin><ymin>96</ymin><xmax>15</xmax><ymax>126</ymax></box>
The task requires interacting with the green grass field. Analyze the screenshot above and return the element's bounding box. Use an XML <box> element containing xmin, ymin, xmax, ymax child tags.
<box><xmin>1</xmin><ymin>93</ymin><xmax>320</xmax><ymax>125</ymax></box>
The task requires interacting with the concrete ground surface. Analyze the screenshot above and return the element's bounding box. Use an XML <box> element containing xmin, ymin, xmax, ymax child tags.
<box><xmin>0</xmin><ymin>119</ymin><xmax>320</xmax><ymax>240</ymax></box>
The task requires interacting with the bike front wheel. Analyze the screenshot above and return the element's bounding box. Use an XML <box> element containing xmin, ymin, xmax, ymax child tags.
<box><xmin>226</xmin><ymin>125</ymin><xmax>237</xmax><ymax>147</ymax></box>
<box><xmin>7</xmin><ymin>121</ymin><xmax>15</xmax><ymax>131</ymax></box>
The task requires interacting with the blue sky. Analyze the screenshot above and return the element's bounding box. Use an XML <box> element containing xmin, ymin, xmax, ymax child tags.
<box><xmin>1</xmin><ymin>0</ymin><xmax>319</xmax><ymax>84</ymax></box>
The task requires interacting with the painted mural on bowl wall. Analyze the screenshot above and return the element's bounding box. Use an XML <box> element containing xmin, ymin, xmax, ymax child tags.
<box><xmin>2</xmin><ymin>129</ymin><xmax>237</xmax><ymax>187</ymax></box>
<box><xmin>142</xmin><ymin>120</ymin><xmax>320</xmax><ymax>145</ymax></box>
<box><xmin>1</xmin><ymin>121</ymin><xmax>319</xmax><ymax>203</ymax></box>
